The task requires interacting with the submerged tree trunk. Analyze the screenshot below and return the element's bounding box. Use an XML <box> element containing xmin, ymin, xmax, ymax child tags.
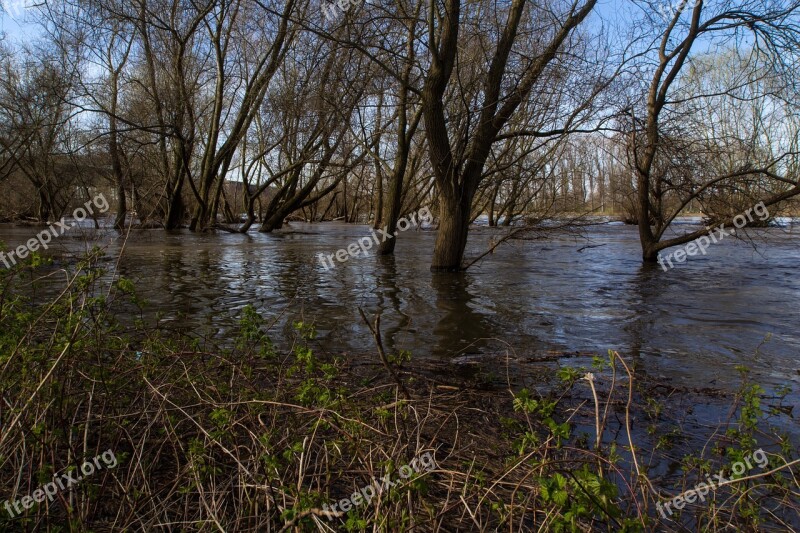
<box><xmin>165</xmin><ymin>177</ymin><xmax>185</xmax><ymax>230</ymax></box>
<box><xmin>260</xmin><ymin>211</ymin><xmax>285</xmax><ymax>232</ymax></box>
<box><xmin>37</xmin><ymin>189</ymin><xmax>51</xmax><ymax>222</ymax></box>
<box><xmin>378</xmin><ymin>106</ymin><xmax>421</xmax><ymax>255</ymax></box>
<box><xmin>373</xmin><ymin>159</ymin><xmax>383</xmax><ymax>230</ymax></box>
<box><xmin>488</xmin><ymin>183</ymin><xmax>500</xmax><ymax>227</ymax></box>
<box><xmin>430</xmin><ymin>186</ymin><xmax>473</xmax><ymax>271</ymax></box>
<box><xmin>378</xmin><ymin>166</ymin><xmax>405</xmax><ymax>255</ymax></box>
<box><xmin>420</xmin><ymin>0</ymin><xmax>598</xmax><ymax>271</ymax></box>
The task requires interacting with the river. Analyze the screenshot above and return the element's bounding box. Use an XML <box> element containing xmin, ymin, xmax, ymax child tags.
<box><xmin>2</xmin><ymin>219</ymin><xmax>798</xmax><ymax>438</ymax></box>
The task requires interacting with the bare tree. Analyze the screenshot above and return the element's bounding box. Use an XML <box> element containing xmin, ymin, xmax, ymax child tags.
<box><xmin>0</xmin><ymin>44</ymin><xmax>81</xmax><ymax>221</ymax></box>
<box><xmin>420</xmin><ymin>0</ymin><xmax>599</xmax><ymax>271</ymax></box>
<box><xmin>629</xmin><ymin>0</ymin><xmax>800</xmax><ymax>262</ymax></box>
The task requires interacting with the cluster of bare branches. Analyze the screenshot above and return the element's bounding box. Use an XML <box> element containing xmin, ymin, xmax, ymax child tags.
<box><xmin>0</xmin><ymin>0</ymin><xmax>799</xmax><ymax>269</ymax></box>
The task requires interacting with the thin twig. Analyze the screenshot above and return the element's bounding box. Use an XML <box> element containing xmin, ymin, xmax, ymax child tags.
<box><xmin>358</xmin><ymin>307</ymin><xmax>410</xmax><ymax>400</ymax></box>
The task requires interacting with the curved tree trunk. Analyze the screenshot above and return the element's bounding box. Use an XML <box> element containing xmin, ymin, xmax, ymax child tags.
<box><xmin>238</xmin><ymin>205</ymin><xmax>257</xmax><ymax>233</ymax></box>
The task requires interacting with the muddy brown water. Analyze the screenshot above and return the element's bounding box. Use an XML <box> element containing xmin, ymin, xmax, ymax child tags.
<box><xmin>2</xmin><ymin>219</ymin><xmax>799</xmax><ymax>442</ymax></box>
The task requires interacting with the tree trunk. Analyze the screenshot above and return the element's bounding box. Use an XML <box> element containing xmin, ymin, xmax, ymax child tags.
<box><xmin>260</xmin><ymin>211</ymin><xmax>285</xmax><ymax>232</ymax></box>
<box><xmin>165</xmin><ymin>177</ymin><xmax>185</xmax><ymax>230</ymax></box>
<box><xmin>488</xmin><ymin>183</ymin><xmax>500</xmax><ymax>227</ymax></box>
<box><xmin>373</xmin><ymin>160</ymin><xmax>383</xmax><ymax>229</ymax></box>
<box><xmin>37</xmin><ymin>190</ymin><xmax>51</xmax><ymax>222</ymax></box>
<box><xmin>110</xmin><ymin>115</ymin><xmax>126</xmax><ymax>230</ymax></box>
<box><xmin>430</xmin><ymin>187</ymin><xmax>473</xmax><ymax>271</ymax></box>
<box><xmin>378</xmin><ymin>166</ymin><xmax>405</xmax><ymax>255</ymax></box>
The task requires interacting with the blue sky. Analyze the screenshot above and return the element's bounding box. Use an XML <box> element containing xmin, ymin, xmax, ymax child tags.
<box><xmin>0</xmin><ymin>4</ymin><xmax>39</xmax><ymax>42</ymax></box>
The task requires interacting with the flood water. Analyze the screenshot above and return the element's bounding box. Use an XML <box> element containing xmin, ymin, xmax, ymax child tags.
<box><xmin>2</xmin><ymin>219</ymin><xmax>799</xmax><ymax>433</ymax></box>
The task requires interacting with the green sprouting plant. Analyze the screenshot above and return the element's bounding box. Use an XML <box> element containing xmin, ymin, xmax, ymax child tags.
<box><xmin>512</xmin><ymin>389</ymin><xmax>555</xmax><ymax>417</ymax></box>
<box><xmin>282</xmin><ymin>441</ymin><xmax>305</xmax><ymax>463</ymax></box>
<box><xmin>113</xmin><ymin>275</ymin><xmax>147</xmax><ymax>307</ymax></box>
<box><xmin>724</xmin><ymin>366</ymin><xmax>768</xmax><ymax>452</ymax></box>
<box><xmin>539</xmin><ymin>465</ymin><xmax>622</xmax><ymax>533</ymax></box>
<box><xmin>280</xmin><ymin>490</ymin><xmax>317</xmax><ymax>529</ymax></box>
<box><xmin>655</xmin><ymin>428</ymin><xmax>682</xmax><ymax>450</ymax></box>
<box><xmin>491</xmin><ymin>500</ymin><xmax>510</xmax><ymax>523</ymax></box>
<box><xmin>344</xmin><ymin>513</ymin><xmax>369</xmax><ymax>531</ymax></box>
<box><xmin>774</xmin><ymin>384</ymin><xmax>791</xmax><ymax>398</ymax></box>
<box><xmin>545</xmin><ymin>418</ymin><xmax>571</xmax><ymax>447</ymax></box>
<box><xmin>236</xmin><ymin>304</ymin><xmax>275</xmax><ymax>358</ymax></box>
<box><xmin>209</xmin><ymin>408</ymin><xmax>232</xmax><ymax>439</ymax></box>
<box><xmin>513</xmin><ymin>431</ymin><xmax>540</xmax><ymax>455</ymax></box>
<box><xmin>644</xmin><ymin>397</ymin><xmax>663</xmax><ymax>419</ymax></box>
<box><xmin>374</xmin><ymin>407</ymin><xmax>392</xmax><ymax>421</ymax></box>
<box><xmin>512</xmin><ymin>389</ymin><xmax>569</xmax><ymax>448</ymax></box>
<box><xmin>293</xmin><ymin>320</ymin><xmax>316</xmax><ymax>340</ymax></box>
<box><xmin>739</xmin><ymin>383</ymin><xmax>765</xmax><ymax>431</ymax></box>
<box><xmin>26</xmin><ymin>250</ymin><xmax>52</xmax><ymax>269</ymax></box>
<box><xmin>321</xmin><ymin>362</ymin><xmax>339</xmax><ymax>380</ymax></box>
<box><xmin>557</xmin><ymin>366</ymin><xmax>583</xmax><ymax>386</ymax></box>
<box><xmin>680</xmin><ymin>454</ymin><xmax>712</xmax><ymax>476</ymax></box>
<box><xmin>592</xmin><ymin>354</ymin><xmax>610</xmax><ymax>372</ymax></box>
<box><xmin>607</xmin><ymin>442</ymin><xmax>622</xmax><ymax>465</ymax></box>
<box><xmin>388</xmin><ymin>349</ymin><xmax>412</xmax><ymax>365</ymax></box>
<box><xmin>294</xmin><ymin>378</ymin><xmax>334</xmax><ymax>407</ymax></box>
<box><xmin>292</xmin><ymin>345</ymin><xmax>316</xmax><ymax>373</ymax></box>
<box><xmin>187</xmin><ymin>438</ymin><xmax>219</xmax><ymax>480</ymax></box>
<box><xmin>769</xmin><ymin>384</ymin><xmax>793</xmax><ymax>417</ymax></box>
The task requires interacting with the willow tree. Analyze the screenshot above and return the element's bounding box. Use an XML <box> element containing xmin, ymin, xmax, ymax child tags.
<box><xmin>188</xmin><ymin>0</ymin><xmax>300</xmax><ymax>231</ymax></box>
<box><xmin>420</xmin><ymin>0</ymin><xmax>599</xmax><ymax>271</ymax></box>
<box><xmin>0</xmin><ymin>46</ymin><xmax>79</xmax><ymax>221</ymax></box>
<box><xmin>315</xmin><ymin>0</ymin><xmax>427</xmax><ymax>253</ymax></box>
<box><xmin>630</xmin><ymin>0</ymin><xmax>800</xmax><ymax>262</ymax></box>
<box><xmin>229</xmin><ymin>32</ymin><xmax>375</xmax><ymax>232</ymax></box>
